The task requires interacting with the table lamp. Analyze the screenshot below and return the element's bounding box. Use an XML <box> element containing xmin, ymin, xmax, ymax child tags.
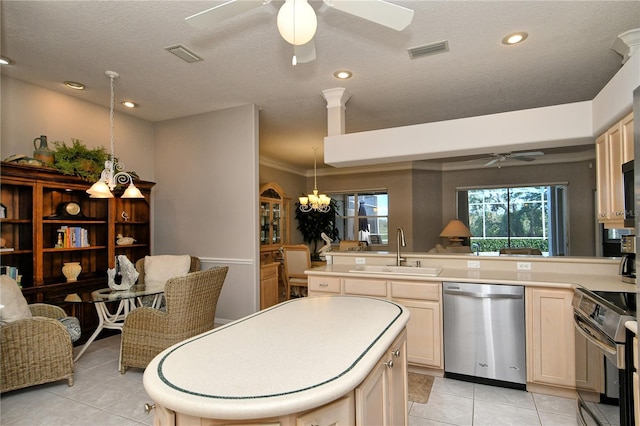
<box><xmin>439</xmin><ymin>220</ymin><xmax>472</xmax><ymax>246</ymax></box>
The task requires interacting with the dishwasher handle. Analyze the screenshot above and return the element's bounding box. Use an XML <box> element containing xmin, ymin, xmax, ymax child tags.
<box><xmin>443</xmin><ymin>287</ymin><xmax>523</xmax><ymax>299</ymax></box>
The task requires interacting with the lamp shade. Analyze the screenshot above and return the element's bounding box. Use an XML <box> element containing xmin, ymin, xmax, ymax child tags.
<box><xmin>86</xmin><ymin>181</ymin><xmax>114</xmax><ymax>198</ymax></box>
<box><xmin>277</xmin><ymin>0</ymin><xmax>317</xmax><ymax>46</ymax></box>
<box><xmin>439</xmin><ymin>220</ymin><xmax>472</xmax><ymax>238</ymax></box>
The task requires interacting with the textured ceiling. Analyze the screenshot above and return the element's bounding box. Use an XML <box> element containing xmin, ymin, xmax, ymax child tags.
<box><xmin>2</xmin><ymin>1</ymin><xmax>639</xmax><ymax>171</ymax></box>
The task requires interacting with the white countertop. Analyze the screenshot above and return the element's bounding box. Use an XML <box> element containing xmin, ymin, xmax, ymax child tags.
<box><xmin>143</xmin><ymin>295</ymin><xmax>410</xmax><ymax>420</ymax></box>
<box><xmin>306</xmin><ymin>264</ymin><xmax>637</xmax><ymax>293</ymax></box>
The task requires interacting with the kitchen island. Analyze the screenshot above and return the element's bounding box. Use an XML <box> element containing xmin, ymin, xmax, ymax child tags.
<box><xmin>143</xmin><ymin>295</ymin><xmax>410</xmax><ymax>425</ymax></box>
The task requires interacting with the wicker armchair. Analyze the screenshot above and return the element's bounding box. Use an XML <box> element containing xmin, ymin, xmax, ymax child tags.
<box><xmin>119</xmin><ymin>266</ymin><xmax>228</xmax><ymax>373</ymax></box>
<box><xmin>1</xmin><ymin>304</ymin><xmax>74</xmax><ymax>393</ymax></box>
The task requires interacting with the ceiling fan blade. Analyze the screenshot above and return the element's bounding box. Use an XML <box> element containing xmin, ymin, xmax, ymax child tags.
<box><xmin>513</xmin><ymin>156</ymin><xmax>536</xmax><ymax>162</ymax></box>
<box><xmin>185</xmin><ymin>0</ymin><xmax>265</xmax><ymax>30</ymax></box>
<box><xmin>485</xmin><ymin>158</ymin><xmax>500</xmax><ymax>167</ymax></box>
<box><xmin>323</xmin><ymin>0</ymin><xmax>414</xmax><ymax>31</ymax></box>
<box><xmin>294</xmin><ymin>40</ymin><xmax>316</xmax><ymax>63</ymax></box>
<box><xmin>510</xmin><ymin>151</ymin><xmax>544</xmax><ymax>158</ymax></box>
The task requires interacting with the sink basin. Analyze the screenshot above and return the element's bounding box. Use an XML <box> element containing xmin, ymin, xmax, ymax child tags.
<box><xmin>348</xmin><ymin>265</ymin><xmax>442</xmax><ymax>277</ymax></box>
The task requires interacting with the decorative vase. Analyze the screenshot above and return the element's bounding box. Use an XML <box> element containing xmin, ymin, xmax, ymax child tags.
<box><xmin>62</xmin><ymin>262</ymin><xmax>82</xmax><ymax>282</ymax></box>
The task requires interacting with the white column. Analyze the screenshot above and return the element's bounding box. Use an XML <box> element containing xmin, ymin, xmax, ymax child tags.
<box><xmin>322</xmin><ymin>88</ymin><xmax>351</xmax><ymax>137</ymax></box>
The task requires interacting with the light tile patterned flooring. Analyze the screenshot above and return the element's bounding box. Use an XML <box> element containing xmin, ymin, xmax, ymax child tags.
<box><xmin>1</xmin><ymin>334</ymin><xmax>583</xmax><ymax>425</ymax></box>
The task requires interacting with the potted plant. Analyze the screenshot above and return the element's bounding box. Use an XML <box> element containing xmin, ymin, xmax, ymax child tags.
<box><xmin>294</xmin><ymin>199</ymin><xmax>340</xmax><ymax>261</ymax></box>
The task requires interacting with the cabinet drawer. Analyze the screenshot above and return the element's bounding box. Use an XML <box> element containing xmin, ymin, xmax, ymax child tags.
<box><xmin>308</xmin><ymin>276</ymin><xmax>341</xmax><ymax>293</ymax></box>
<box><xmin>390</xmin><ymin>281</ymin><xmax>440</xmax><ymax>301</ymax></box>
<box><xmin>344</xmin><ymin>278</ymin><xmax>387</xmax><ymax>297</ymax></box>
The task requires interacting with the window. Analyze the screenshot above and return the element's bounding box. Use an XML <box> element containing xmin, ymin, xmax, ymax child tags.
<box><xmin>458</xmin><ymin>185</ymin><xmax>568</xmax><ymax>255</ymax></box>
<box><xmin>332</xmin><ymin>191</ymin><xmax>389</xmax><ymax>245</ymax></box>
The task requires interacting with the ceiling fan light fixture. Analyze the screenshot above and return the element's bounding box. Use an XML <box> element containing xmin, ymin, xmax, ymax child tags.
<box><xmin>64</xmin><ymin>81</ymin><xmax>85</xmax><ymax>90</ymax></box>
<box><xmin>277</xmin><ymin>0</ymin><xmax>317</xmax><ymax>46</ymax></box>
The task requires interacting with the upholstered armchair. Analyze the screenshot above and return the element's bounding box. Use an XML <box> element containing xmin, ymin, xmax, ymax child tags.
<box><xmin>119</xmin><ymin>266</ymin><xmax>228</xmax><ymax>373</ymax></box>
<box><xmin>1</xmin><ymin>303</ymin><xmax>75</xmax><ymax>393</ymax></box>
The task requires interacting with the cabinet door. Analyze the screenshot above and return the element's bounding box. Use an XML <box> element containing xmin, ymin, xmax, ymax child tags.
<box><xmin>394</xmin><ymin>298</ymin><xmax>441</xmax><ymax>368</ymax></box>
<box><xmin>596</xmin><ymin>133</ymin><xmax>610</xmax><ymax>221</ymax></box>
<box><xmin>355</xmin><ymin>359</ymin><xmax>388</xmax><ymax>425</ymax></box>
<box><xmin>388</xmin><ymin>330</ymin><xmax>408</xmax><ymax>426</ymax></box>
<box><xmin>574</xmin><ymin>329</ymin><xmax>603</xmax><ymax>393</ymax></box>
<box><xmin>607</xmin><ymin>123</ymin><xmax>625</xmax><ymax>221</ymax></box>
<box><xmin>526</xmin><ymin>287</ymin><xmax>575</xmax><ymax>388</ymax></box>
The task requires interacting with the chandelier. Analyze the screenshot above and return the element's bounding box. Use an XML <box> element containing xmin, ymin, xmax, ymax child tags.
<box><xmin>299</xmin><ymin>147</ymin><xmax>331</xmax><ymax>213</ymax></box>
<box><xmin>86</xmin><ymin>71</ymin><xmax>144</xmax><ymax>199</ymax></box>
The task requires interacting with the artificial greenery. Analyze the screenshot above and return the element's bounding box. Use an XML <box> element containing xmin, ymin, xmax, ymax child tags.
<box><xmin>52</xmin><ymin>139</ymin><xmax>109</xmax><ymax>182</ymax></box>
<box><xmin>294</xmin><ymin>199</ymin><xmax>340</xmax><ymax>260</ymax></box>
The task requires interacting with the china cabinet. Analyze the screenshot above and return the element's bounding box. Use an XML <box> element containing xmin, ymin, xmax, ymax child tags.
<box><xmin>259</xmin><ymin>182</ymin><xmax>289</xmax><ymax>262</ymax></box>
<box><xmin>0</xmin><ymin>162</ymin><xmax>154</xmax><ymax>341</ymax></box>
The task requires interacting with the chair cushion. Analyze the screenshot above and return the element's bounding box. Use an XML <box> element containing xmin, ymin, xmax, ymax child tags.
<box><xmin>0</xmin><ymin>275</ymin><xmax>32</xmax><ymax>324</ymax></box>
<box><xmin>58</xmin><ymin>316</ymin><xmax>82</xmax><ymax>342</ymax></box>
<box><xmin>144</xmin><ymin>255</ymin><xmax>191</xmax><ymax>283</ymax></box>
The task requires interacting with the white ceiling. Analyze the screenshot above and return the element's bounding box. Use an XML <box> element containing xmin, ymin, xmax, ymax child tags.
<box><xmin>2</xmin><ymin>1</ymin><xmax>639</xmax><ymax>171</ymax></box>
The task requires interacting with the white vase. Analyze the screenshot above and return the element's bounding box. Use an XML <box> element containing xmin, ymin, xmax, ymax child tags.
<box><xmin>62</xmin><ymin>262</ymin><xmax>82</xmax><ymax>282</ymax></box>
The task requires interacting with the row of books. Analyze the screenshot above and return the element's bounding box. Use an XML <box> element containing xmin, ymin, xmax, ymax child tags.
<box><xmin>56</xmin><ymin>226</ymin><xmax>90</xmax><ymax>248</ymax></box>
<box><xmin>1</xmin><ymin>266</ymin><xmax>21</xmax><ymax>286</ymax></box>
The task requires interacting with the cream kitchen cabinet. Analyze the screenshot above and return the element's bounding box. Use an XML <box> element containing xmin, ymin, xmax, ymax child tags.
<box><xmin>596</xmin><ymin>112</ymin><xmax>634</xmax><ymax>228</ymax></box>
<box><xmin>525</xmin><ymin>287</ymin><xmax>575</xmax><ymax>389</ymax></box>
<box><xmin>310</xmin><ymin>275</ymin><xmax>443</xmax><ymax>370</ymax></box>
<box><xmin>355</xmin><ymin>328</ymin><xmax>407</xmax><ymax>426</ymax></box>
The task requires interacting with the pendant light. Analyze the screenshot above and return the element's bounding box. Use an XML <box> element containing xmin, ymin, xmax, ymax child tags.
<box><xmin>299</xmin><ymin>147</ymin><xmax>331</xmax><ymax>213</ymax></box>
<box><xmin>86</xmin><ymin>71</ymin><xmax>144</xmax><ymax>199</ymax></box>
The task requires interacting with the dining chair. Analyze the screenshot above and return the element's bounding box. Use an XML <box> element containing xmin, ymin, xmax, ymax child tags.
<box><xmin>119</xmin><ymin>266</ymin><xmax>228</xmax><ymax>373</ymax></box>
<box><xmin>281</xmin><ymin>245</ymin><xmax>311</xmax><ymax>300</ymax></box>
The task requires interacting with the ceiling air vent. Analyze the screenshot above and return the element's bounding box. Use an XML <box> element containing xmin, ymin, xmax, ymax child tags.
<box><xmin>408</xmin><ymin>40</ymin><xmax>449</xmax><ymax>59</ymax></box>
<box><xmin>165</xmin><ymin>45</ymin><xmax>203</xmax><ymax>63</ymax></box>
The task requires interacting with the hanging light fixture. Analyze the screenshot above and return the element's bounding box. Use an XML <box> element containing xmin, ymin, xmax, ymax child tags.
<box><xmin>86</xmin><ymin>71</ymin><xmax>144</xmax><ymax>199</ymax></box>
<box><xmin>299</xmin><ymin>147</ymin><xmax>331</xmax><ymax>213</ymax></box>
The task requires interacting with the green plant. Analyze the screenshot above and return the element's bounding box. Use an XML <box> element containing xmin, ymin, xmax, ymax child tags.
<box><xmin>294</xmin><ymin>199</ymin><xmax>340</xmax><ymax>260</ymax></box>
<box><xmin>53</xmin><ymin>139</ymin><xmax>109</xmax><ymax>182</ymax></box>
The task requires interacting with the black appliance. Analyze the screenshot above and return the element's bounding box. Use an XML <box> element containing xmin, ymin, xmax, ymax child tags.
<box><xmin>620</xmin><ymin>234</ymin><xmax>636</xmax><ymax>283</ymax></box>
<box><xmin>623</xmin><ymin>160</ymin><xmax>634</xmax><ymax>228</ymax></box>
<box><xmin>573</xmin><ymin>288</ymin><xmax>636</xmax><ymax>426</ymax></box>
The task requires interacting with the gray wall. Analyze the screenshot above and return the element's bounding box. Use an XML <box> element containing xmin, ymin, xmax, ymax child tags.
<box><xmin>154</xmin><ymin>105</ymin><xmax>260</xmax><ymax>321</ymax></box>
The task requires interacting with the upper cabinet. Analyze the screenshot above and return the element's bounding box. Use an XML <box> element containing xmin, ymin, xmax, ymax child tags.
<box><xmin>259</xmin><ymin>182</ymin><xmax>290</xmax><ymax>262</ymax></box>
<box><xmin>596</xmin><ymin>112</ymin><xmax>634</xmax><ymax>228</ymax></box>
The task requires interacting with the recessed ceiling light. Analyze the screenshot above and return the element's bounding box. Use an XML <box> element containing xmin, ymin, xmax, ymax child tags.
<box><xmin>0</xmin><ymin>56</ymin><xmax>14</xmax><ymax>65</ymax></box>
<box><xmin>64</xmin><ymin>81</ymin><xmax>85</xmax><ymax>90</ymax></box>
<box><xmin>121</xmin><ymin>101</ymin><xmax>138</xmax><ymax>108</ymax></box>
<box><xmin>502</xmin><ymin>32</ymin><xmax>528</xmax><ymax>45</ymax></box>
<box><xmin>333</xmin><ymin>70</ymin><xmax>353</xmax><ymax>80</ymax></box>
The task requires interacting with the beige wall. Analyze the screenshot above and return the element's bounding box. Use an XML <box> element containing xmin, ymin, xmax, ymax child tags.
<box><xmin>0</xmin><ymin>76</ymin><xmax>155</xmax><ymax>180</ymax></box>
<box><xmin>154</xmin><ymin>105</ymin><xmax>260</xmax><ymax>321</ymax></box>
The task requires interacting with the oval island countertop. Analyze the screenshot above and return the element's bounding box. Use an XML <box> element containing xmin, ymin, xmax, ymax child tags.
<box><xmin>143</xmin><ymin>295</ymin><xmax>410</xmax><ymax>421</ymax></box>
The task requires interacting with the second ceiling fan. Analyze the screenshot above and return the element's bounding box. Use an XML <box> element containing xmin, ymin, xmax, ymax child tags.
<box><xmin>185</xmin><ymin>0</ymin><xmax>415</xmax><ymax>64</ymax></box>
<box><xmin>484</xmin><ymin>151</ymin><xmax>545</xmax><ymax>167</ymax></box>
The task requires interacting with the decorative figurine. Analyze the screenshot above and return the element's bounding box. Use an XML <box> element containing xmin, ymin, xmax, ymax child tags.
<box><xmin>121</xmin><ymin>211</ymin><xmax>129</xmax><ymax>221</ymax></box>
<box><xmin>107</xmin><ymin>255</ymin><xmax>139</xmax><ymax>290</ymax></box>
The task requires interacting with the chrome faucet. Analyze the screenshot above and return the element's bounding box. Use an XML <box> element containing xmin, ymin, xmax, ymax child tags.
<box><xmin>471</xmin><ymin>242</ymin><xmax>480</xmax><ymax>256</ymax></box>
<box><xmin>396</xmin><ymin>227</ymin><xmax>406</xmax><ymax>266</ymax></box>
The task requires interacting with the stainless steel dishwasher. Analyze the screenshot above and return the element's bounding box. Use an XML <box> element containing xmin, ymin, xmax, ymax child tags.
<box><xmin>443</xmin><ymin>282</ymin><xmax>526</xmax><ymax>389</ymax></box>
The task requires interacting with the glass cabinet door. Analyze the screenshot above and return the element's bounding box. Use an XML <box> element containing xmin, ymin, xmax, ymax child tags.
<box><xmin>260</xmin><ymin>201</ymin><xmax>270</xmax><ymax>245</ymax></box>
<box><xmin>272</xmin><ymin>202</ymin><xmax>281</xmax><ymax>245</ymax></box>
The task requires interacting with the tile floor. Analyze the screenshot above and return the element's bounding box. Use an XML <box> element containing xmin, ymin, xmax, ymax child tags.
<box><xmin>1</xmin><ymin>334</ymin><xmax>586</xmax><ymax>426</ymax></box>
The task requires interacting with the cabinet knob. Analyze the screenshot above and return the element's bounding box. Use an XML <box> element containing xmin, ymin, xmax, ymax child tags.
<box><xmin>384</xmin><ymin>360</ymin><xmax>394</xmax><ymax>368</ymax></box>
<box><xmin>319</xmin><ymin>283</ymin><xmax>328</xmax><ymax>287</ymax></box>
<box><xmin>392</xmin><ymin>349</ymin><xmax>400</xmax><ymax>358</ymax></box>
<box><xmin>144</xmin><ymin>403</ymin><xmax>155</xmax><ymax>414</ymax></box>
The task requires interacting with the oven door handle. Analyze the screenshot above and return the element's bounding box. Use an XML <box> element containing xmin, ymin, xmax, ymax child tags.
<box><xmin>574</xmin><ymin>315</ymin><xmax>618</xmax><ymax>356</ymax></box>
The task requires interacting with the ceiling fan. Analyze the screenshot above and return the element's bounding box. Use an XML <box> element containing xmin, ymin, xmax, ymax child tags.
<box><xmin>185</xmin><ymin>0</ymin><xmax>415</xmax><ymax>64</ymax></box>
<box><xmin>484</xmin><ymin>151</ymin><xmax>544</xmax><ymax>167</ymax></box>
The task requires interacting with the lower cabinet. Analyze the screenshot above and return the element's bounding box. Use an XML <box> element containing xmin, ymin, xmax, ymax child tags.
<box><xmin>296</xmin><ymin>394</ymin><xmax>354</xmax><ymax>425</ymax></box>
<box><xmin>260</xmin><ymin>262</ymin><xmax>279</xmax><ymax>310</ymax></box>
<box><xmin>355</xmin><ymin>328</ymin><xmax>408</xmax><ymax>426</ymax></box>
<box><xmin>525</xmin><ymin>287</ymin><xmax>575</xmax><ymax>388</ymax></box>
<box><xmin>574</xmin><ymin>329</ymin><xmax>602</xmax><ymax>393</ymax></box>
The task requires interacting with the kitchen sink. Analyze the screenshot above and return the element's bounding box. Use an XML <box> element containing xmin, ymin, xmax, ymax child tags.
<box><xmin>348</xmin><ymin>265</ymin><xmax>442</xmax><ymax>276</ymax></box>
